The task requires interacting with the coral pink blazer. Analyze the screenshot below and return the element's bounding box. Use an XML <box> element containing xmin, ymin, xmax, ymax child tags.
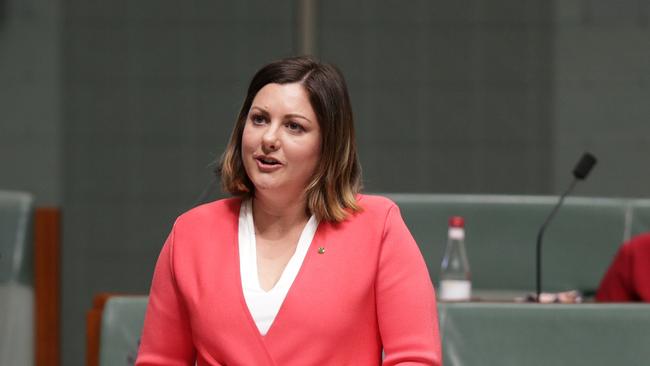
<box><xmin>136</xmin><ymin>195</ymin><xmax>441</xmax><ymax>365</ymax></box>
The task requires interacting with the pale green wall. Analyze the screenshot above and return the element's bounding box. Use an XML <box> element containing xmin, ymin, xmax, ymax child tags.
<box><xmin>0</xmin><ymin>1</ymin><xmax>62</xmax><ymax>205</ymax></box>
<box><xmin>553</xmin><ymin>0</ymin><xmax>650</xmax><ymax>196</ymax></box>
<box><xmin>319</xmin><ymin>1</ymin><xmax>554</xmax><ymax>194</ymax></box>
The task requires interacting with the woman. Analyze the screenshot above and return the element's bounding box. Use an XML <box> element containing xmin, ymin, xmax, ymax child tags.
<box><xmin>136</xmin><ymin>56</ymin><xmax>441</xmax><ymax>365</ymax></box>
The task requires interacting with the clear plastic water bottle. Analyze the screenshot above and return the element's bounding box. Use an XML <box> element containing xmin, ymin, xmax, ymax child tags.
<box><xmin>439</xmin><ymin>216</ymin><xmax>472</xmax><ymax>301</ymax></box>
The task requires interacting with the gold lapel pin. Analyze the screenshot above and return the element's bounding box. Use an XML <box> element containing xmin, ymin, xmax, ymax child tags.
<box><xmin>318</xmin><ymin>247</ymin><xmax>326</xmax><ymax>254</ymax></box>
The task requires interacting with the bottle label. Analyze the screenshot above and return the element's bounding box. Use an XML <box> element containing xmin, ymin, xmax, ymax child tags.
<box><xmin>448</xmin><ymin>227</ymin><xmax>465</xmax><ymax>240</ymax></box>
<box><xmin>438</xmin><ymin>280</ymin><xmax>471</xmax><ymax>301</ymax></box>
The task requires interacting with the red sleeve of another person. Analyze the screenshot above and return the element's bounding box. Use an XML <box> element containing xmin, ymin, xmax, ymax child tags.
<box><xmin>596</xmin><ymin>233</ymin><xmax>650</xmax><ymax>302</ymax></box>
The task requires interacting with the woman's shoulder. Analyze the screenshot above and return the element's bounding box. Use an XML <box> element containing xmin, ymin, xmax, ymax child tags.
<box><xmin>174</xmin><ymin>197</ymin><xmax>241</xmax><ymax>228</ymax></box>
<box><xmin>356</xmin><ymin>193</ymin><xmax>398</xmax><ymax>212</ymax></box>
<box><xmin>352</xmin><ymin>194</ymin><xmax>400</xmax><ymax>222</ymax></box>
<box><xmin>625</xmin><ymin>232</ymin><xmax>650</xmax><ymax>254</ymax></box>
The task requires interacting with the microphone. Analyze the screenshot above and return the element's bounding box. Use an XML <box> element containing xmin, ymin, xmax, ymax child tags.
<box><xmin>573</xmin><ymin>153</ymin><xmax>597</xmax><ymax>180</ymax></box>
<box><xmin>535</xmin><ymin>152</ymin><xmax>597</xmax><ymax>302</ymax></box>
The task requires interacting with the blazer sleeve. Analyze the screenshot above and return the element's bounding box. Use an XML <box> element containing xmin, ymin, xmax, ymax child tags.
<box><xmin>596</xmin><ymin>242</ymin><xmax>635</xmax><ymax>302</ymax></box>
<box><xmin>136</xmin><ymin>226</ymin><xmax>196</xmax><ymax>365</ymax></box>
<box><xmin>376</xmin><ymin>204</ymin><xmax>442</xmax><ymax>366</ymax></box>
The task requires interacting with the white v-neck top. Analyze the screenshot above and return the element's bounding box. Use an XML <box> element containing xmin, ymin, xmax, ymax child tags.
<box><xmin>238</xmin><ymin>199</ymin><xmax>319</xmax><ymax>336</ymax></box>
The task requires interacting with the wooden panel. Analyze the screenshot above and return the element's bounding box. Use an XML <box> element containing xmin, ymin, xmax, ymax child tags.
<box><xmin>86</xmin><ymin>293</ymin><xmax>126</xmax><ymax>366</ymax></box>
<box><xmin>34</xmin><ymin>208</ymin><xmax>61</xmax><ymax>366</ymax></box>
<box><xmin>86</xmin><ymin>305</ymin><xmax>102</xmax><ymax>366</ymax></box>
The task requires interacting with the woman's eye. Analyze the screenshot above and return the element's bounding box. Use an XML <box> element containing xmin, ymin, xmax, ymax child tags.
<box><xmin>286</xmin><ymin>122</ymin><xmax>304</xmax><ymax>132</ymax></box>
<box><xmin>251</xmin><ymin>114</ymin><xmax>266</xmax><ymax>125</ymax></box>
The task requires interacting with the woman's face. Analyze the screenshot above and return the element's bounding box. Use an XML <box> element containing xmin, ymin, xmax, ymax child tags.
<box><xmin>241</xmin><ymin>82</ymin><xmax>321</xmax><ymax>199</ymax></box>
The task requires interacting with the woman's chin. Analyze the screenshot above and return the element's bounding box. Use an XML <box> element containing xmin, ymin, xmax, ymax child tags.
<box><xmin>252</xmin><ymin>180</ymin><xmax>283</xmax><ymax>192</ymax></box>
<box><xmin>252</xmin><ymin>181</ymin><xmax>306</xmax><ymax>200</ymax></box>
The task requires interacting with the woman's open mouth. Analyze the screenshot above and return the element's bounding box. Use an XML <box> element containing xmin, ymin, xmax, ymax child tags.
<box><xmin>254</xmin><ymin>155</ymin><xmax>283</xmax><ymax>171</ymax></box>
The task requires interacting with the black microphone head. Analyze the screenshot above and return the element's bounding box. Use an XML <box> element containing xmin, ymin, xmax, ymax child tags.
<box><xmin>573</xmin><ymin>152</ymin><xmax>597</xmax><ymax>180</ymax></box>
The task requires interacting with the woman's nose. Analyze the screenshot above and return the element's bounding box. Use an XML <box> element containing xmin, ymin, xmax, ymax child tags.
<box><xmin>262</xmin><ymin>124</ymin><xmax>280</xmax><ymax>151</ymax></box>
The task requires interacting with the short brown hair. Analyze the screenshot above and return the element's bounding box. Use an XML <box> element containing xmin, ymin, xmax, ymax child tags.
<box><xmin>218</xmin><ymin>56</ymin><xmax>362</xmax><ymax>222</ymax></box>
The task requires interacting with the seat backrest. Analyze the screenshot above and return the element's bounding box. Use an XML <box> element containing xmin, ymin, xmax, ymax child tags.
<box><xmin>99</xmin><ymin>296</ymin><xmax>148</xmax><ymax>366</ymax></box>
<box><xmin>438</xmin><ymin>302</ymin><xmax>650</xmax><ymax>366</ymax></box>
<box><xmin>0</xmin><ymin>190</ymin><xmax>34</xmax><ymax>366</ymax></box>
<box><xmin>629</xmin><ymin>199</ymin><xmax>650</xmax><ymax>236</ymax></box>
<box><xmin>0</xmin><ymin>190</ymin><xmax>34</xmax><ymax>285</ymax></box>
<box><xmin>388</xmin><ymin>194</ymin><xmax>631</xmax><ymax>292</ymax></box>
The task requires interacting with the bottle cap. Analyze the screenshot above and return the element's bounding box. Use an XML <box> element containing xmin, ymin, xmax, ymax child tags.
<box><xmin>449</xmin><ymin>216</ymin><xmax>465</xmax><ymax>228</ymax></box>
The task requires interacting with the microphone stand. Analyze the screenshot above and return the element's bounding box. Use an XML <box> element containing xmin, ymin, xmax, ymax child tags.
<box><xmin>535</xmin><ymin>179</ymin><xmax>577</xmax><ymax>302</ymax></box>
<box><xmin>535</xmin><ymin>152</ymin><xmax>596</xmax><ymax>302</ymax></box>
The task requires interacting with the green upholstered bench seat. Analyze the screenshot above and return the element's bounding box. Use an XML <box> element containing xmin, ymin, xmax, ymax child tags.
<box><xmin>439</xmin><ymin>302</ymin><xmax>650</xmax><ymax>366</ymax></box>
<box><xmin>0</xmin><ymin>190</ymin><xmax>34</xmax><ymax>285</ymax></box>
<box><xmin>0</xmin><ymin>190</ymin><xmax>34</xmax><ymax>366</ymax></box>
<box><xmin>387</xmin><ymin>194</ymin><xmax>650</xmax><ymax>293</ymax></box>
<box><xmin>99</xmin><ymin>296</ymin><xmax>148</xmax><ymax>366</ymax></box>
<box><xmin>97</xmin><ymin>296</ymin><xmax>650</xmax><ymax>366</ymax></box>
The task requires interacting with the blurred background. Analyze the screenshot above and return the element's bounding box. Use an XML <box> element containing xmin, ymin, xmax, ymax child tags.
<box><xmin>1</xmin><ymin>0</ymin><xmax>648</xmax><ymax>365</ymax></box>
